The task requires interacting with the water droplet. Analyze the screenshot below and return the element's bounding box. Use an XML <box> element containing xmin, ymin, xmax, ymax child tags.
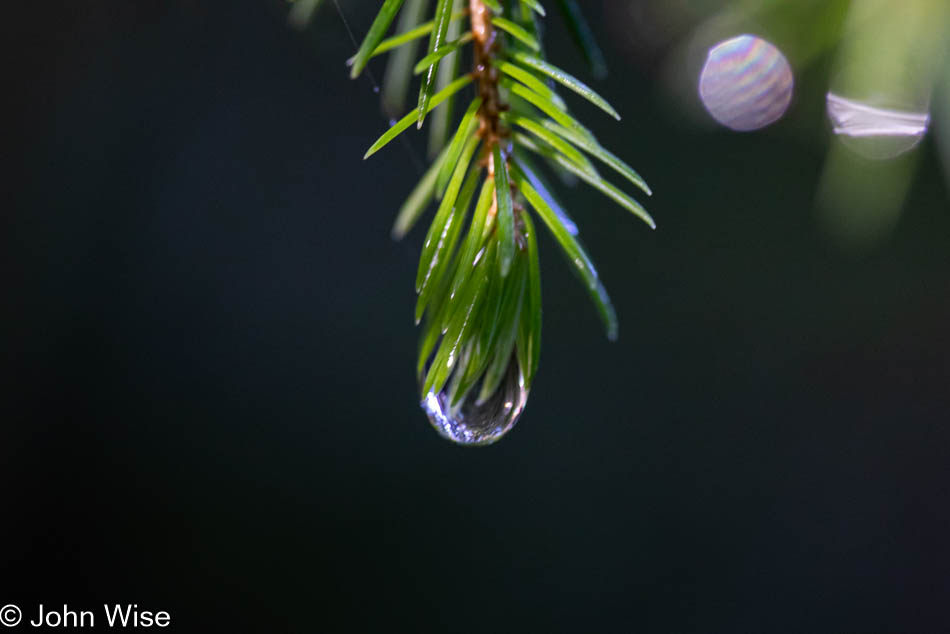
<box><xmin>826</xmin><ymin>93</ymin><xmax>929</xmax><ymax>159</ymax></box>
<box><xmin>698</xmin><ymin>35</ymin><xmax>793</xmax><ymax>132</ymax></box>
<box><xmin>421</xmin><ymin>359</ymin><xmax>529</xmax><ymax>446</ymax></box>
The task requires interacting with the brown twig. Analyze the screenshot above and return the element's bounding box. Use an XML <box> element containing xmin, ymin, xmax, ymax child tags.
<box><xmin>470</xmin><ymin>0</ymin><xmax>509</xmax><ymax>155</ymax></box>
<box><xmin>470</xmin><ymin>0</ymin><xmax>520</xmax><ymax>232</ymax></box>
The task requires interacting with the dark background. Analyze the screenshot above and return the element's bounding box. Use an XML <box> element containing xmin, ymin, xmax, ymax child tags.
<box><xmin>6</xmin><ymin>1</ymin><xmax>950</xmax><ymax>631</ymax></box>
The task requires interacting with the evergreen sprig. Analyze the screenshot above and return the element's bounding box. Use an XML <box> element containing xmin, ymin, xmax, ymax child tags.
<box><xmin>350</xmin><ymin>0</ymin><xmax>654</xmax><ymax>440</ymax></box>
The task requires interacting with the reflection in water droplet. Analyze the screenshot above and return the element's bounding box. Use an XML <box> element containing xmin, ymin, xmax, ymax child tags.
<box><xmin>826</xmin><ymin>93</ymin><xmax>930</xmax><ymax>159</ymax></box>
<box><xmin>421</xmin><ymin>359</ymin><xmax>528</xmax><ymax>446</ymax></box>
<box><xmin>698</xmin><ymin>35</ymin><xmax>793</xmax><ymax>132</ymax></box>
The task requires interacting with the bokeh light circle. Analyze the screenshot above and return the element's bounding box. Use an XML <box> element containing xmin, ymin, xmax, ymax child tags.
<box><xmin>698</xmin><ymin>34</ymin><xmax>793</xmax><ymax>132</ymax></box>
<box><xmin>826</xmin><ymin>93</ymin><xmax>930</xmax><ymax>160</ymax></box>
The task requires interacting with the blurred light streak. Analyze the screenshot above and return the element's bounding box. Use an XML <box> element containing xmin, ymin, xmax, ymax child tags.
<box><xmin>817</xmin><ymin>144</ymin><xmax>919</xmax><ymax>251</ymax></box>
<box><xmin>288</xmin><ymin>0</ymin><xmax>323</xmax><ymax>31</ymax></box>
<box><xmin>819</xmin><ymin>0</ymin><xmax>949</xmax><ymax>248</ymax></box>
<box><xmin>935</xmin><ymin>69</ymin><xmax>950</xmax><ymax>193</ymax></box>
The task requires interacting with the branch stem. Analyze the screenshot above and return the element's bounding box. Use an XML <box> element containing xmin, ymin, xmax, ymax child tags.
<box><xmin>470</xmin><ymin>0</ymin><xmax>521</xmax><ymax>239</ymax></box>
<box><xmin>470</xmin><ymin>0</ymin><xmax>507</xmax><ymax>150</ymax></box>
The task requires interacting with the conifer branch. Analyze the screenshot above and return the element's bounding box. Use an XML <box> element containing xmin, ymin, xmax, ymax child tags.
<box><xmin>343</xmin><ymin>0</ymin><xmax>654</xmax><ymax>444</ymax></box>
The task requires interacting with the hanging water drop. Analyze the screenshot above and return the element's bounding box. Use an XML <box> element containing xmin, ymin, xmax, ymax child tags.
<box><xmin>421</xmin><ymin>358</ymin><xmax>529</xmax><ymax>446</ymax></box>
